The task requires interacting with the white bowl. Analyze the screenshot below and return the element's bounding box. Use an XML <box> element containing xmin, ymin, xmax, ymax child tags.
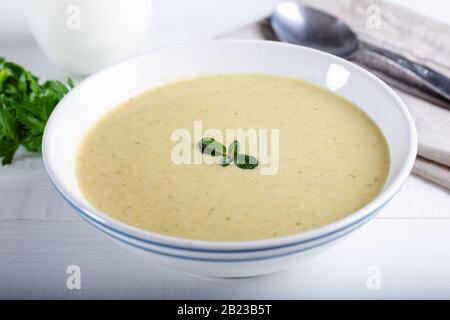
<box><xmin>43</xmin><ymin>40</ymin><xmax>417</xmax><ymax>277</ymax></box>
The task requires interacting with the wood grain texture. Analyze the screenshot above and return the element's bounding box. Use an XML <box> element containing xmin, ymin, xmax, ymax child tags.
<box><xmin>2</xmin><ymin>218</ymin><xmax>450</xmax><ymax>299</ymax></box>
<box><xmin>0</xmin><ymin>157</ymin><xmax>80</xmax><ymax>222</ymax></box>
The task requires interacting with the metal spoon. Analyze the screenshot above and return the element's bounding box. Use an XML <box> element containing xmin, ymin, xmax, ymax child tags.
<box><xmin>270</xmin><ymin>1</ymin><xmax>450</xmax><ymax>106</ymax></box>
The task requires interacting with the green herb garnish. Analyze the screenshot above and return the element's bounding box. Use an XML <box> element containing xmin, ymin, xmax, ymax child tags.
<box><xmin>199</xmin><ymin>137</ymin><xmax>226</xmax><ymax>156</ymax></box>
<box><xmin>199</xmin><ymin>137</ymin><xmax>258</xmax><ymax>170</ymax></box>
<box><xmin>228</xmin><ymin>140</ymin><xmax>239</xmax><ymax>160</ymax></box>
<box><xmin>235</xmin><ymin>154</ymin><xmax>258</xmax><ymax>169</ymax></box>
<box><xmin>0</xmin><ymin>57</ymin><xmax>73</xmax><ymax>165</ymax></box>
<box><xmin>220</xmin><ymin>155</ymin><xmax>233</xmax><ymax>167</ymax></box>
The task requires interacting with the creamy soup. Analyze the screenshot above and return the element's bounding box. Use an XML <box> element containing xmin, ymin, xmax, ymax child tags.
<box><xmin>76</xmin><ymin>74</ymin><xmax>389</xmax><ymax>241</ymax></box>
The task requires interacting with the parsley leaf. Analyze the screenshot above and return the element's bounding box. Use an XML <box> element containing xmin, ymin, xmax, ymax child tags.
<box><xmin>199</xmin><ymin>137</ymin><xmax>258</xmax><ymax>170</ymax></box>
<box><xmin>0</xmin><ymin>57</ymin><xmax>72</xmax><ymax>164</ymax></box>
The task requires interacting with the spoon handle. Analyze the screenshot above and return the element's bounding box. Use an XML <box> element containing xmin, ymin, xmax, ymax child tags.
<box><xmin>352</xmin><ymin>42</ymin><xmax>450</xmax><ymax>107</ymax></box>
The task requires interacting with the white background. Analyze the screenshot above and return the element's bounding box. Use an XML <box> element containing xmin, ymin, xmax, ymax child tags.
<box><xmin>0</xmin><ymin>0</ymin><xmax>449</xmax><ymax>299</ymax></box>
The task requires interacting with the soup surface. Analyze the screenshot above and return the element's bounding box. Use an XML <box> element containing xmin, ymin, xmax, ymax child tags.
<box><xmin>76</xmin><ymin>74</ymin><xmax>389</xmax><ymax>241</ymax></box>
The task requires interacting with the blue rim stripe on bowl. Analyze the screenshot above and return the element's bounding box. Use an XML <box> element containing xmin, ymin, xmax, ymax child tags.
<box><xmin>76</xmin><ymin>202</ymin><xmax>377</xmax><ymax>262</ymax></box>
<box><xmin>53</xmin><ymin>178</ymin><xmax>392</xmax><ymax>255</ymax></box>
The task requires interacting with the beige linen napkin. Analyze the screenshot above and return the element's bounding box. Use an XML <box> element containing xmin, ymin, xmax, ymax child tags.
<box><xmin>219</xmin><ymin>0</ymin><xmax>450</xmax><ymax>190</ymax></box>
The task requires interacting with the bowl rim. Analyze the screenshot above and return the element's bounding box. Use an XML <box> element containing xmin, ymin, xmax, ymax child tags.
<box><xmin>42</xmin><ymin>39</ymin><xmax>418</xmax><ymax>253</ymax></box>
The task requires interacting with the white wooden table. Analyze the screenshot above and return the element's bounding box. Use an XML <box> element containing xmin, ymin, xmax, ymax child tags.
<box><xmin>1</xmin><ymin>0</ymin><xmax>449</xmax><ymax>299</ymax></box>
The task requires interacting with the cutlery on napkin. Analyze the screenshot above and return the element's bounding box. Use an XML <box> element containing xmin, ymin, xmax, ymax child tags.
<box><xmin>219</xmin><ymin>0</ymin><xmax>450</xmax><ymax>190</ymax></box>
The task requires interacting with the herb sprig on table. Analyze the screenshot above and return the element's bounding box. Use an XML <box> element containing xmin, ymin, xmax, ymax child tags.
<box><xmin>0</xmin><ymin>57</ymin><xmax>73</xmax><ymax>165</ymax></box>
<box><xmin>199</xmin><ymin>137</ymin><xmax>258</xmax><ymax>170</ymax></box>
